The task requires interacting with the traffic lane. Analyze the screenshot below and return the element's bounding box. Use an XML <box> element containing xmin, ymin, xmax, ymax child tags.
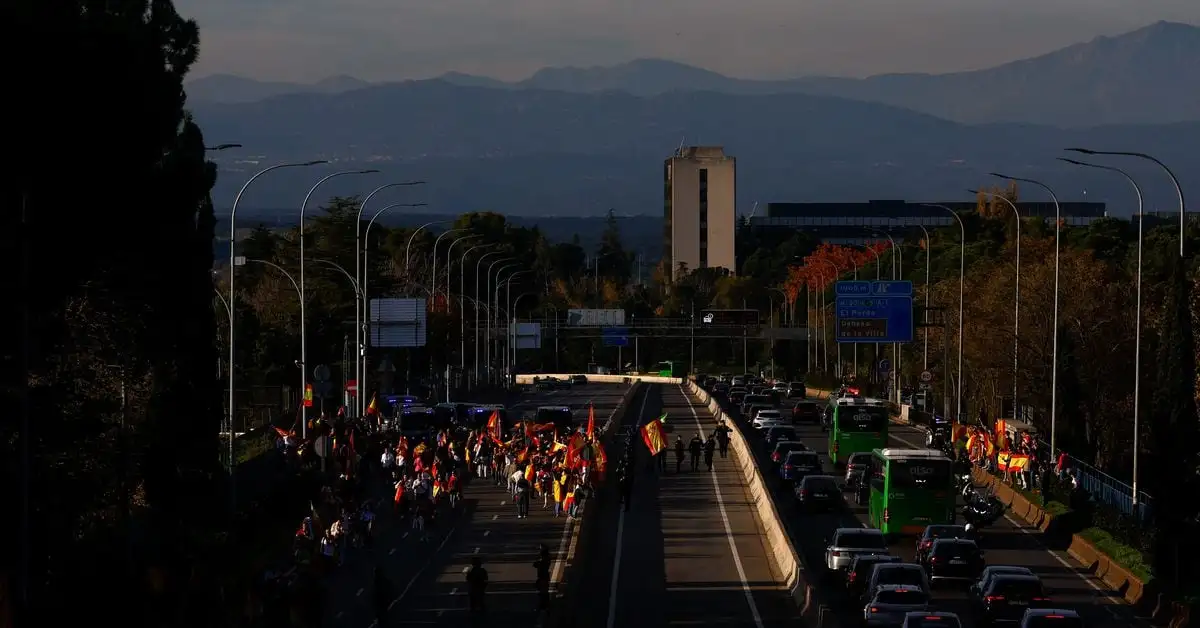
<box><xmin>782</xmin><ymin>417</ymin><xmax>1133</xmax><ymax>627</ymax></box>
<box><xmin>885</xmin><ymin>427</ymin><xmax>1141</xmax><ymax>627</ymax></box>
<box><xmin>512</xmin><ymin>384</ymin><xmax>627</xmax><ymax>427</ymax></box>
<box><xmin>327</xmin><ymin>385</ymin><xmax>620</xmax><ymax>628</ymax></box>
<box><xmin>563</xmin><ymin>384</ymin><xmax>651</xmax><ymax>628</ymax></box>
<box><xmin>666</xmin><ymin>383</ymin><xmax>800</xmax><ymax>627</ymax></box>
<box><xmin>389</xmin><ymin>384</ymin><xmax>632</xmax><ymax>627</ymax></box>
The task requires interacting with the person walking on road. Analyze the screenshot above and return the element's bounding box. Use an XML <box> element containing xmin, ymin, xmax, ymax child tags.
<box><xmin>466</xmin><ymin>557</ymin><xmax>488</xmax><ymax>614</ymax></box>
<box><xmin>533</xmin><ymin>544</ymin><xmax>552</xmax><ymax>611</ymax></box>
<box><xmin>688</xmin><ymin>433</ymin><xmax>703</xmax><ymax>471</ymax></box>
<box><xmin>674</xmin><ymin>436</ymin><xmax>685</xmax><ymax>473</ymax></box>
<box><xmin>703</xmin><ymin>436</ymin><xmax>716</xmax><ymax>471</ymax></box>
<box><xmin>515</xmin><ymin>473</ymin><xmax>532</xmax><ymax>518</ymax></box>
<box><xmin>372</xmin><ymin>566</ymin><xmax>392</xmax><ymax>628</ymax></box>
<box><xmin>715</xmin><ymin>422</ymin><xmax>730</xmax><ymax>458</ymax></box>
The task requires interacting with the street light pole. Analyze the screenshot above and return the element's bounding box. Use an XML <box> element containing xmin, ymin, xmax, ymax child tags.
<box><xmin>1059</xmin><ymin>157</ymin><xmax>1146</xmax><ymax>508</ymax></box>
<box><xmin>916</xmin><ymin>224</ymin><xmax>931</xmax><ymax>370</ymax></box>
<box><xmin>298</xmin><ymin>168</ymin><xmax>378</xmax><ymax>436</ymax></box>
<box><xmin>460</xmin><ymin>244</ymin><xmax>496</xmax><ymax>376</ymax></box>
<box><xmin>227</xmin><ymin>160</ymin><xmax>325</xmax><ymax>498</ymax></box>
<box><xmin>404</xmin><ymin>220</ymin><xmax>452</xmax><ymax>278</ymax></box>
<box><xmin>355</xmin><ymin>182</ymin><xmax>425</xmax><ymax>416</ymax></box>
<box><xmin>971</xmin><ymin>189</ymin><xmax>1022</xmax><ymax>421</ymax></box>
<box><xmin>446</xmin><ymin>234</ymin><xmax>482</xmax><ymax>302</ymax></box>
<box><xmin>992</xmin><ymin>173</ymin><xmax>1061</xmax><ymax>453</ymax></box>
<box><xmin>430</xmin><ymin>228</ymin><xmax>466</xmax><ymax>304</ymax></box>
<box><xmin>921</xmin><ymin>204</ymin><xmax>965</xmax><ymax>420</ymax></box>
<box><xmin>492</xmin><ymin>264</ymin><xmax>520</xmax><ymax>385</ymax></box>
<box><xmin>1066</xmin><ymin>148</ymin><xmax>1186</xmax><ymax>258</ymax></box>
<box><xmin>475</xmin><ymin>253</ymin><xmax>508</xmax><ymax>385</ymax></box>
<box><xmin>237</xmin><ymin>258</ymin><xmax>305</xmax><ymax>422</ymax></box>
<box><xmin>875</xmin><ymin>230</ymin><xmax>902</xmax><ymax>404</ymax></box>
<box><xmin>504</xmin><ymin>270</ymin><xmax>533</xmax><ymax>383</ymax></box>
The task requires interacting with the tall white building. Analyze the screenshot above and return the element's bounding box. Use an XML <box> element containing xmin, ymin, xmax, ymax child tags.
<box><xmin>663</xmin><ymin>146</ymin><xmax>736</xmax><ymax>280</ymax></box>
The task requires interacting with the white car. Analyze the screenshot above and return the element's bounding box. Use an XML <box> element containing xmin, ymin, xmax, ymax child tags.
<box><xmin>752</xmin><ymin>410</ymin><xmax>784</xmax><ymax>429</ymax></box>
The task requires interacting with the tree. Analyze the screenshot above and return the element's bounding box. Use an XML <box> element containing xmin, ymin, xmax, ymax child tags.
<box><xmin>596</xmin><ymin>209</ymin><xmax>632</xmax><ymax>284</ymax></box>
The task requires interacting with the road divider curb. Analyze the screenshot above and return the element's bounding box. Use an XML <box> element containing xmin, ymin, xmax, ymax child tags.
<box><xmin>516</xmin><ymin>373</ymin><xmax>683</xmax><ymax>385</ymax></box>
<box><xmin>548</xmin><ymin>381</ymin><xmax>642</xmax><ymax>628</ymax></box>
<box><xmin>685</xmin><ymin>379</ymin><xmax>828</xmax><ymax>626</ymax></box>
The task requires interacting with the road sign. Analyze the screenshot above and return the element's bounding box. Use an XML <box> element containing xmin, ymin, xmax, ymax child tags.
<box><xmin>878</xmin><ymin>359</ymin><xmax>891</xmax><ymax>372</ymax></box>
<box><xmin>313</xmin><ymin>364</ymin><xmax>331</xmax><ymax>382</ymax></box>
<box><xmin>699</xmin><ymin>309</ymin><xmax>760</xmax><ymax>325</ymax></box>
<box><xmin>370</xmin><ymin>298</ymin><xmax>428</xmax><ymax>347</ymax></box>
<box><xmin>510</xmin><ymin>322</ymin><xmax>543</xmax><ymax>350</ymax></box>
<box><xmin>919</xmin><ymin>382</ymin><xmax>933</xmax><ymax>391</ymax></box>
<box><xmin>834</xmin><ymin>280</ymin><xmax>914</xmax><ymax>343</ymax></box>
<box><xmin>920</xmin><ymin>370</ymin><xmax>933</xmax><ymax>383</ymax></box>
<box><xmin>602</xmin><ymin>326</ymin><xmax>629</xmax><ymax>347</ymax></box>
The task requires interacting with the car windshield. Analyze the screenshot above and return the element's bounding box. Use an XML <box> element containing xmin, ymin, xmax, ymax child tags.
<box><xmin>933</xmin><ymin>541</ymin><xmax>977</xmax><ymax>558</ymax></box>
<box><xmin>787</xmin><ymin>453</ymin><xmax>820</xmax><ymax>467</ymax></box>
<box><xmin>877</xmin><ymin>566</ymin><xmax>926</xmax><ymax>587</ymax></box>
<box><xmin>875</xmin><ymin>590</ymin><xmax>928</xmax><ymax>605</ymax></box>
<box><xmin>837</xmin><ymin>531</ymin><xmax>888</xmax><ymax>549</ymax></box>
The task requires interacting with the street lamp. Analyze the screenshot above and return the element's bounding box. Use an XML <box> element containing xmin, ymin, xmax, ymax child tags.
<box><xmin>459</xmin><ymin>244</ymin><xmax>497</xmax><ymax>376</ymax></box>
<box><xmin>991</xmin><ymin>172</ymin><xmax>1061</xmax><ymax>453</ymax></box>
<box><xmin>354</xmin><ymin>181</ymin><xmax>425</xmax><ymax>416</ymax></box>
<box><xmin>920</xmin><ymin>203</ymin><xmax>965</xmax><ymax>420</ymax></box>
<box><xmin>227</xmin><ymin>159</ymin><xmax>325</xmax><ymax>493</ymax></box>
<box><xmin>971</xmin><ymin>189</ymin><xmax>1022</xmax><ymax>422</ymax></box>
<box><xmin>491</xmin><ymin>263</ymin><xmax>521</xmax><ymax>384</ymax></box>
<box><xmin>503</xmin><ymin>270</ymin><xmax>533</xmax><ymax>380</ymax></box>
<box><xmin>430</xmin><ymin>228</ymin><xmax>466</xmax><ymax>303</ymax></box>
<box><xmin>235</xmin><ymin>257</ymin><xmax>305</xmax><ymax>429</ymax></box>
<box><xmin>873</xmin><ymin>230</ymin><xmax>902</xmax><ymax>404</ymax></box>
<box><xmin>405</xmin><ymin>220</ymin><xmax>453</xmax><ymax>275</ymax></box>
<box><xmin>445</xmin><ymin>234</ymin><xmax>482</xmax><ymax>301</ymax></box>
<box><xmin>1058</xmin><ymin>157</ymin><xmax>1146</xmax><ymax>509</ymax></box>
<box><xmin>298</xmin><ymin>168</ymin><xmax>378</xmax><ymax>434</ymax></box>
<box><xmin>915</xmin><ymin>224</ymin><xmax>932</xmax><ymax>370</ymax></box>
<box><xmin>1066</xmin><ymin>148</ymin><xmax>1186</xmax><ymax>258</ymax></box>
<box><xmin>475</xmin><ymin>253</ymin><xmax>510</xmax><ymax>385</ymax></box>
<box><xmin>363</xmin><ymin>202</ymin><xmax>429</xmax><ymax>308</ymax></box>
<box><xmin>807</xmin><ymin>258</ymin><xmax>841</xmax><ymax>375</ymax></box>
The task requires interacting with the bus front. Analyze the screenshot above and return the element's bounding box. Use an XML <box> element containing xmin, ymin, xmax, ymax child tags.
<box><xmin>873</xmin><ymin>451</ymin><xmax>955</xmax><ymax>536</ymax></box>
<box><xmin>828</xmin><ymin>399</ymin><xmax>889</xmax><ymax>466</ymax></box>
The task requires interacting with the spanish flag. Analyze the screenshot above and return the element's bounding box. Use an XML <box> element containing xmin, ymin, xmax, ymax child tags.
<box><xmin>366</xmin><ymin>394</ymin><xmax>378</xmax><ymax>415</ymax></box>
<box><xmin>486</xmin><ymin>410</ymin><xmax>502</xmax><ymax>444</ymax></box>
<box><xmin>641</xmin><ymin>419</ymin><xmax>667</xmax><ymax>455</ymax></box>
<box><xmin>524</xmin><ymin>463</ymin><xmax>535</xmax><ymax>483</ymax></box>
<box><xmin>593</xmin><ymin>442</ymin><xmax>608</xmax><ymax>479</ymax></box>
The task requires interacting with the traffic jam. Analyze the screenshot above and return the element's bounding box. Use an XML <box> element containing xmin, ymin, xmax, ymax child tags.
<box><xmin>698</xmin><ymin>373</ymin><xmax>1133</xmax><ymax>628</ymax></box>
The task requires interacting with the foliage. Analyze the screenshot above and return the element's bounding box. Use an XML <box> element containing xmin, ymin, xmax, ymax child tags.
<box><xmin>1080</xmin><ymin>528</ymin><xmax>1154</xmax><ymax>584</ymax></box>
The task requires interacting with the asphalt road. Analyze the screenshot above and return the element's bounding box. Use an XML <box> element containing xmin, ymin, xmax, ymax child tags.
<box><xmin>724</xmin><ymin>388</ymin><xmax>1144</xmax><ymax>628</ymax></box>
<box><xmin>572</xmin><ymin>383</ymin><xmax>798</xmax><ymax>628</ymax></box>
<box><xmin>321</xmin><ymin>383</ymin><xmax>631</xmax><ymax>628</ymax></box>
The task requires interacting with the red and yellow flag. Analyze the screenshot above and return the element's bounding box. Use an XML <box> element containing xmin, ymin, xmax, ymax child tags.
<box><xmin>486</xmin><ymin>410</ymin><xmax>502</xmax><ymax>443</ymax></box>
<box><xmin>587</xmin><ymin>405</ymin><xmax>595</xmax><ymax>440</ymax></box>
<box><xmin>366</xmin><ymin>394</ymin><xmax>378</xmax><ymax>415</ymax></box>
<box><xmin>566</xmin><ymin>433</ymin><xmax>586</xmax><ymax>468</ymax></box>
<box><xmin>641</xmin><ymin>419</ymin><xmax>667</xmax><ymax>455</ymax></box>
<box><xmin>593</xmin><ymin>442</ymin><xmax>608</xmax><ymax>479</ymax></box>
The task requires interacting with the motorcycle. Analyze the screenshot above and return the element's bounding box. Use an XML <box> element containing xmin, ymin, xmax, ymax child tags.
<box><xmin>960</xmin><ymin>491</ymin><xmax>1007</xmax><ymax>529</ymax></box>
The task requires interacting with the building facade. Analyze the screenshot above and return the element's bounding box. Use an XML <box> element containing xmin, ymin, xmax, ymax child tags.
<box><xmin>664</xmin><ymin>146</ymin><xmax>736</xmax><ymax>279</ymax></box>
<box><xmin>748</xmin><ymin>199</ymin><xmax>1107</xmax><ymax>244</ymax></box>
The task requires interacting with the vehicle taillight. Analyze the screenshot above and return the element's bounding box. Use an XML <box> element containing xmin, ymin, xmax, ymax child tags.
<box><xmin>772</xmin><ymin>452</ymin><xmax>781</xmax><ymax>462</ymax></box>
<box><xmin>797</xmin><ymin>490</ymin><xmax>807</xmax><ymax>498</ymax></box>
<box><xmin>784</xmin><ymin>464</ymin><xmax>793</xmax><ymax>471</ymax></box>
<box><xmin>1045</xmin><ymin>615</ymin><xmax>1065</xmax><ymax>619</ymax></box>
<box><xmin>985</xmin><ymin>595</ymin><xmax>1005</xmax><ymax>602</ymax></box>
<box><xmin>883</xmin><ymin>508</ymin><xmax>890</xmax><ymax>522</ymax></box>
<box><xmin>929</xmin><ymin>556</ymin><xmax>939</xmax><ymax>564</ymax></box>
<box><xmin>920</xmin><ymin>541</ymin><xmax>931</xmax><ymax>549</ymax></box>
<box><xmin>832</xmin><ymin>442</ymin><xmax>840</xmax><ymax>453</ymax></box>
<box><xmin>830</xmin><ymin>550</ymin><xmax>841</xmax><ymax>557</ymax></box>
<box><xmin>847</xmin><ymin>572</ymin><xmax>856</xmax><ymax>582</ymax></box>
<box><xmin>1033</xmin><ymin>596</ymin><xmax>1051</xmax><ymax>602</ymax></box>
<box><xmin>869</xmin><ymin>607</ymin><xmax>879</xmax><ymax>613</ymax></box>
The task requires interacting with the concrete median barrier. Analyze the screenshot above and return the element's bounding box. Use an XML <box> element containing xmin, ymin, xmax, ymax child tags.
<box><xmin>685</xmin><ymin>379</ymin><xmax>827</xmax><ymax>626</ymax></box>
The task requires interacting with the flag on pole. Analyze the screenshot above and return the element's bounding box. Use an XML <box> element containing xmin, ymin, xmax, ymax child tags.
<box><xmin>487</xmin><ymin>410</ymin><xmax>502</xmax><ymax>443</ymax></box>
<box><xmin>641</xmin><ymin>419</ymin><xmax>667</xmax><ymax>455</ymax></box>
<box><xmin>366</xmin><ymin>394</ymin><xmax>378</xmax><ymax>415</ymax></box>
<box><xmin>658</xmin><ymin>412</ymin><xmax>668</xmax><ymax>424</ymax></box>
<box><xmin>587</xmin><ymin>404</ymin><xmax>595</xmax><ymax>440</ymax></box>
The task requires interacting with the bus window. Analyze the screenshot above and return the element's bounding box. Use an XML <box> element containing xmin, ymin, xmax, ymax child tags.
<box><xmin>535</xmin><ymin>406</ymin><xmax>574</xmax><ymax>431</ymax></box>
<box><xmin>398</xmin><ymin>407</ymin><xmax>435</xmax><ymax>435</ymax></box>
<box><xmin>840</xmin><ymin>406</ymin><xmax>888</xmax><ymax>432</ymax></box>
<box><xmin>889</xmin><ymin>458</ymin><xmax>953</xmax><ymax>490</ymax></box>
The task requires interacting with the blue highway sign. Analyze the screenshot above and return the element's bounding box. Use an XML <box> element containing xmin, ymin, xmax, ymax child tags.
<box><xmin>835</xmin><ymin>281</ymin><xmax>914</xmax><ymax>343</ymax></box>
<box><xmin>602</xmin><ymin>326</ymin><xmax>630</xmax><ymax>347</ymax></box>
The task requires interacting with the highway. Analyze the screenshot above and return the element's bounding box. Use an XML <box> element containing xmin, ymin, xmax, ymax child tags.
<box><xmin>714</xmin><ymin>385</ymin><xmax>1144</xmax><ymax>628</ymax></box>
<box><xmin>572</xmin><ymin>383</ymin><xmax>798</xmax><ymax>628</ymax></box>
<box><xmin>321</xmin><ymin>383</ymin><xmax>631</xmax><ymax>628</ymax></box>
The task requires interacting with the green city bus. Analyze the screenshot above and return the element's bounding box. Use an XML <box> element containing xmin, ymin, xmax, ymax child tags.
<box><xmin>654</xmin><ymin>360</ymin><xmax>685</xmax><ymax>378</ymax></box>
<box><xmin>867</xmin><ymin>448</ymin><xmax>956</xmax><ymax>536</ymax></box>
<box><xmin>826</xmin><ymin>396</ymin><xmax>890</xmax><ymax>466</ymax></box>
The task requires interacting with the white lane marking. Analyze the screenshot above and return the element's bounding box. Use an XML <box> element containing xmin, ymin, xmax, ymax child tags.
<box><xmin>889</xmin><ymin>432</ymin><xmax>1124</xmax><ymax>619</ymax></box>
<box><xmin>501</xmin><ymin>500</ymin><xmax>506</xmax><ymax>505</ymax></box>
<box><xmin>389</xmin><ymin>526</ymin><xmax>459</xmax><ymax>610</ymax></box>
<box><xmin>483</xmin><ymin>530</ymin><xmax>490</xmax><ymax>537</ymax></box>
<box><xmin>357</xmin><ymin>587</ymin><xmax>364</xmax><ymax>596</ymax></box>
<box><xmin>492</xmin><ymin>514</ymin><xmax>498</xmax><ymax>521</ymax></box>
<box><xmin>473</xmin><ymin>547</ymin><xmax>480</xmax><ymax>554</ymax></box>
<box><xmin>390</xmin><ymin>547</ymin><xmax>397</xmax><ymax>555</ymax></box>
<box><xmin>336</xmin><ymin>611</ymin><xmax>345</xmax><ymax>619</ymax></box>
<box><xmin>403</xmin><ymin>532</ymin><xmax>409</xmax><ymax>539</ymax></box>
<box><xmin>606</xmin><ymin>386</ymin><xmax>650</xmax><ymax>628</ymax></box>
<box><xmin>679</xmin><ymin>384</ymin><xmax>765</xmax><ymax>628</ymax></box>
<box><xmin>450</xmin><ymin>587</ymin><xmax>458</xmax><ymax>595</ymax></box>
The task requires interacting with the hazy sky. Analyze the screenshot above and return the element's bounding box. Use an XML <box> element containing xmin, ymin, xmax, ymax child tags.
<box><xmin>177</xmin><ymin>0</ymin><xmax>1199</xmax><ymax>82</ymax></box>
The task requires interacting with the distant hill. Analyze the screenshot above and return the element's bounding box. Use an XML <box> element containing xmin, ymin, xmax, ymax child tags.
<box><xmin>191</xmin><ymin>80</ymin><xmax>1198</xmax><ymax>217</ymax></box>
<box><xmin>434</xmin><ymin>21</ymin><xmax>1199</xmax><ymax>127</ymax></box>
<box><xmin>186</xmin><ymin>73</ymin><xmax>372</xmax><ymax>104</ymax></box>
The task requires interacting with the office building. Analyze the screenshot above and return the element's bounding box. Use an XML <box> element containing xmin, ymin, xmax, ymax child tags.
<box><xmin>748</xmin><ymin>199</ymin><xmax>1107</xmax><ymax>244</ymax></box>
<box><xmin>664</xmin><ymin>146</ymin><xmax>736</xmax><ymax>280</ymax></box>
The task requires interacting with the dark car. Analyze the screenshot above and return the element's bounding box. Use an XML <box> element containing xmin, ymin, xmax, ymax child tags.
<box><xmin>729</xmin><ymin>390</ymin><xmax>747</xmax><ymax>404</ymax></box>
<box><xmin>781</xmin><ymin>450</ymin><xmax>822</xmax><ymax>483</ymax></box>
<box><xmin>901</xmin><ymin>611</ymin><xmax>963</xmax><ymax>628</ymax></box>
<box><xmin>864</xmin><ymin>563</ymin><xmax>930</xmax><ymax>602</ymax></box>
<box><xmin>969</xmin><ymin>566</ymin><xmax>1036</xmax><ymax>601</ymax></box>
<box><xmin>764</xmin><ymin>426</ymin><xmax>797</xmax><ymax>448</ymax></box>
<box><xmin>792</xmin><ymin>400</ymin><xmax>821</xmax><ymax>424</ymax></box>
<box><xmin>770</xmin><ymin>441</ymin><xmax>807</xmax><ymax>467</ymax></box>
<box><xmin>973</xmin><ymin>575</ymin><xmax>1051</xmax><ymax>625</ymax></box>
<box><xmin>926</xmin><ymin>538</ymin><xmax>985</xmax><ymax>583</ymax></box>
<box><xmin>795</xmin><ymin>475</ymin><xmax>842</xmax><ymax>512</ymax></box>
<box><xmin>844</xmin><ymin>452</ymin><xmax>872</xmax><ymax>491</ymax></box>
<box><xmin>787</xmin><ymin>381</ymin><xmax>808</xmax><ymax>399</ymax></box>
<box><xmin>915</xmin><ymin>525</ymin><xmax>970</xmax><ymax>564</ymax></box>
<box><xmin>862</xmin><ymin>585</ymin><xmax>930</xmax><ymax>627</ymax></box>
<box><xmin>569</xmin><ymin>374</ymin><xmax>587</xmax><ymax>385</ymax></box>
<box><xmin>1019</xmin><ymin>609</ymin><xmax>1083</xmax><ymax>627</ymax></box>
<box><xmin>846</xmin><ymin>554</ymin><xmax>902</xmax><ymax>602</ymax></box>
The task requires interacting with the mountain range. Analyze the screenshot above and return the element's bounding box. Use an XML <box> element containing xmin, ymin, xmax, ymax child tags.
<box><xmin>190</xmin><ymin>21</ymin><xmax>1198</xmax><ymax>217</ymax></box>
<box><xmin>188</xmin><ymin>21</ymin><xmax>1200</xmax><ymax>127</ymax></box>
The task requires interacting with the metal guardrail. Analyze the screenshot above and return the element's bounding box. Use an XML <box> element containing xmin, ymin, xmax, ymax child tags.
<box><xmin>1029</xmin><ymin>439</ymin><xmax>1154</xmax><ymax>522</ymax></box>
